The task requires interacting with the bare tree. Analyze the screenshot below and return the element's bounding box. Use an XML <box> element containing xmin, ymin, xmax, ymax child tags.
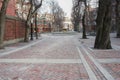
<box><xmin>116</xmin><ymin>0</ymin><xmax>120</xmax><ymax>38</ymax></box>
<box><xmin>0</xmin><ymin>0</ymin><xmax>9</xmax><ymax>49</ymax></box>
<box><xmin>94</xmin><ymin>0</ymin><xmax>112</xmax><ymax>49</ymax></box>
<box><xmin>16</xmin><ymin>0</ymin><xmax>43</xmax><ymax>42</ymax></box>
<box><xmin>35</xmin><ymin>13</ymin><xmax>39</xmax><ymax>39</ymax></box>
<box><xmin>16</xmin><ymin>0</ymin><xmax>26</xmax><ymax>19</ymax></box>
<box><xmin>71</xmin><ymin>0</ymin><xmax>81</xmax><ymax>32</ymax></box>
<box><xmin>82</xmin><ymin>0</ymin><xmax>87</xmax><ymax>39</ymax></box>
<box><xmin>49</xmin><ymin>0</ymin><xmax>65</xmax><ymax>32</ymax></box>
<box><xmin>72</xmin><ymin>0</ymin><xmax>88</xmax><ymax>39</ymax></box>
<box><xmin>24</xmin><ymin>0</ymin><xmax>43</xmax><ymax>42</ymax></box>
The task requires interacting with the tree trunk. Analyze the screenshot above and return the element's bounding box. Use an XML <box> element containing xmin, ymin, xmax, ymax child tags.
<box><xmin>82</xmin><ymin>13</ymin><xmax>87</xmax><ymax>39</ymax></box>
<box><xmin>82</xmin><ymin>0</ymin><xmax>87</xmax><ymax>39</ymax></box>
<box><xmin>24</xmin><ymin>21</ymin><xmax>30</xmax><ymax>42</ymax></box>
<box><xmin>116</xmin><ymin>0</ymin><xmax>120</xmax><ymax>38</ymax></box>
<box><xmin>94</xmin><ymin>0</ymin><xmax>112</xmax><ymax>49</ymax></box>
<box><xmin>0</xmin><ymin>0</ymin><xmax>9</xmax><ymax>49</ymax></box>
<box><xmin>23</xmin><ymin>0</ymin><xmax>43</xmax><ymax>42</ymax></box>
<box><xmin>24</xmin><ymin>5</ymin><xmax>32</xmax><ymax>42</ymax></box>
<box><xmin>35</xmin><ymin>13</ymin><xmax>39</xmax><ymax>39</ymax></box>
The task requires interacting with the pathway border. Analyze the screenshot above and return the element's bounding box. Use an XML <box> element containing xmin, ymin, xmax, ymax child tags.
<box><xmin>0</xmin><ymin>59</ymin><xmax>82</xmax><ymax>64</ymax></box>
<box><xmin>77</xmin><ymin>47</ymin><xmax>98</xmax><ymax>80</ymax></box>
<box><xmin>81</xmin><ymin>45</ymin><xmax>115</xmax><ymax>80</ymax></box>
<box><xmin>0</xmin><ymin>39</ymin><xmax>43</xmax><ymax>57</ymax></box>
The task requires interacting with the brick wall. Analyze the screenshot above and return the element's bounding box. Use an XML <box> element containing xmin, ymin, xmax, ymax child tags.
<box><xmin>4</xmin><ymin>16</ymin><xmax>25</xmax><ymax>41</ymax></box>
<box><xmin>7</xmin><ymin>0</ymin><xmax>16</xmax><ymax>16</ymax></box>
<box><xmin>0</xmin><ymin>0</ymin><xmax>16</xmax><ymax>16</ymax></box>
<box><xmin>0</xmin><ymin>0</ymin><xmax>26</xmax><ymax>44</ymax></box>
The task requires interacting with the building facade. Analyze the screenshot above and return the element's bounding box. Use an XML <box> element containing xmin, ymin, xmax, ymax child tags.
<box><xmin>36</xmin><ymin>13</ymin><xmax>54</xmax><ymax>33</ymax></box>
<box><xmin>63</xmin><ymin>17</ymin><xmax>74</xmax><ymax>31</ymax></box>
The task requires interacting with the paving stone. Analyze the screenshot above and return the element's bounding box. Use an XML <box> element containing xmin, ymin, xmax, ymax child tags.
<box><xmin>0</xmin><ymin>64</ymin><xmax>88</xmax><ymax>80</ymax></box>
<box><xmin>0</xmin><ymin>33</ymin><xmax>119</xmax><ymax>80</ymax></box>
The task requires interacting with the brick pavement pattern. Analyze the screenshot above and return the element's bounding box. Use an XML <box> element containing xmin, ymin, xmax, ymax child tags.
<box><xmin>0</xmin><ymin>32</ymin><xmax>120</xmax><ymax>80</ymax></box>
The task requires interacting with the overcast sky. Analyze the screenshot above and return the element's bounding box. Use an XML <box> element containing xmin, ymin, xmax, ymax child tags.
<box><xmin>57</xmin><ymin>0</ymin><xmax>72</xmax><ymax>18</ymax></box>
<box><xmin>40</xmin><ymin>0</ymin><xmax>98</xmax><ymax>17</ymax></box>
<box><xmin>56</xmin><ymin>0</ymin><xmax>98</xmax><ymax>18</ymax></box>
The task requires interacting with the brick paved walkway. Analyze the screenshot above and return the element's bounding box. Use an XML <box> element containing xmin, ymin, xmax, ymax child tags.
<box><xmin>78</xmin><ymin>33</ymin><xmax>120</xmax><ymax>80</ymax></box>
<box><xmin>0</xmin><ymin>32</ymin><xmax>119</xmax><ymax>80</ymax></box>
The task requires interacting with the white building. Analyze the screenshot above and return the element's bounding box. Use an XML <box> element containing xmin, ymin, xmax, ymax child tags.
<box><xmin>63</xmin><ymin>17</ymin><xmax>73</xmax><ymax>31</ymax></box>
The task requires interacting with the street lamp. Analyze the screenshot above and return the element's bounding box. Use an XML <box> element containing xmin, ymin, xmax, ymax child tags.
<box><xmin>30</xmin><ymin>18</ymin><xmax>34</xmax><ymax>40</ymax></box>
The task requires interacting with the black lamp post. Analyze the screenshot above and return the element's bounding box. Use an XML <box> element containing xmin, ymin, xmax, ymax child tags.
<box><xmin>30</xmin><ymin>18</ymin><xmax>34</xmax><ymax>40</ymax></box>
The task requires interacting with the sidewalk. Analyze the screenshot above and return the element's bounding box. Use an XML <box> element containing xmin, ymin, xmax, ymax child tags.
<box><xmin>0</xmin><ymin>37</ymin><xmax>43</xmax><ymax>57</ymax></box>
<box><xmin>78</xmin><ymin>33</ymin><xmax>120</xmax><ymax>80</ymax></box>
<box><xmin>0</xmin><ymin>32</ymin><xmax>119</xmax><ymax>80</ymax></box>
<box><xmin>0</xmin><ymin>34</ymin><xmax>89</xmax><ymax>80</ymax></box>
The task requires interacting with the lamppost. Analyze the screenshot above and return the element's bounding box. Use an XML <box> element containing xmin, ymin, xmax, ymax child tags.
<box><xmin>30</xmin><ymin>18</ymin><xmax>34</xmax><ymax>40</ymax></box>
